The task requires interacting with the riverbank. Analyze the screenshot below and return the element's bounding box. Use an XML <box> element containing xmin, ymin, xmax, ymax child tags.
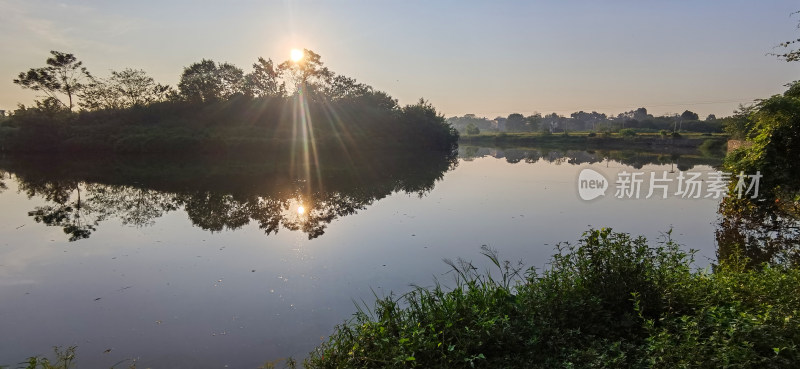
<box><xmin>303</xmin><ymin>228</ymin><xmax>800</xmax><ymax>368</ymax></box>
<box><xmin>459</xmin><ymin>131</ymin><xmax>728</xmax><ymax>151</ymax></box>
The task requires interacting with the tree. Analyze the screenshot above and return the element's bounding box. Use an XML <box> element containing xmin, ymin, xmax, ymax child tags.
<box><xmin>680</xmin><ymin>110</ymin><xmax>699</xmax><ymax>121</ymax></box>
<box><xmin>217</xmin><ymin>63</ymin><xmax>245</xmax><ymax>99</ymax></box>
<box><xmin>526</xmin><ymin>113</ymin><xmax>542</xmax><ymax>131</ymax></box>
<box><xmin>244</xmin><ymin>57</ymin><xmax>285</xmax><ymax>98</ymax></box>
<box><xmin>80</xmin><ymin>68</ymin><xmax>172</xmax><ymax>110</ymax></box>
<box><xmin>79</xmin><ymin>78</ymin><xmax>123</xmax><ymax>110</ymax></box>
<box><xmin>724</xmin><ymin>82</ymin><xmax>800</xmax><ymax>214</ymax></box>
<box><xmin>772</xmin><ymin>11</ymin><xmax>800</xmax><ymax>62</ymax></box>
<box><xmin>14</xmin><ymin>51</ymin><xmax>92</xmax><ymax>111</ymax></box>
<box><xmin>705</xmin><ymin>114</ymin><xmax>717</xmax><ymax>121</ymax></box>
<box><xmin>111</xmin><ymin>69</ymin><xmax>171</xmax><ymax>107</ymax></box>
<box><xmin>178</xmin><ymin>59</ymin><xmax>245</xmax><ymax>102</ymax></box>
<box><xmin>323</xmin><ymin>75</ymin><xmax>371</xmax><ymax>100</ymax></box>
<box><xmin>571</xmin><ymin>111</ymin><xmax>607</xmax><ymax>130</ymax></box>
<box><xmin>465</xmin><ymin>123</ymin><xmax>480</xmax><ymax>135</ymax></box>
<box><xmin>543</xmin><ymin>113</ymin><xmax>562</xmax><ymax>133</ymax></box>
<box><xmin>278</xmin><ymin>49</ymin><xmax>333</xmax><ymax>94</ymax></box>
<box><xmin>506</xmin><ymin>113</ymin><xmax>527</xmax><ymax>131</ymax></box>
<box><xmin>633</xmin><ymin>107</ymin><xmax>649</xmax><ymax>121</ymax></box>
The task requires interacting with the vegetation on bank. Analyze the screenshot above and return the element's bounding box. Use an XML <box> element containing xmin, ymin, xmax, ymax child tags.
<box><xmin>302</xmin><ymin>229</ymin><xmax>800</xmax><ymax>368</ymax></box>
<box><xmin>448</xmin><ymin>108</ymin><xmax>725</xmax><ymax>136</ymax></box>
<box><xmin>0</xmin><ymin>50</ymin><xmax>458</xmax><ymax>154</ymax></box>
<box><xmin>715</xmin><ymin>81</ymin><xmax>800</xmax><ymax>269</ymax></box>
<box><xmin>458</xmin><ymin>130</ymin><xmax>727</xmax><ymax>152</ymax></box>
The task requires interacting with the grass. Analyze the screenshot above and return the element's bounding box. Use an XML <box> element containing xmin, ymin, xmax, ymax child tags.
<box><xmin>3</xmin><ymin>346</ymin><xmax>138</xmax><ymax>369</ymax></box>
<box><xmin>303</xmin><ymin>228</ymin><xmax>800</xmax><ymax>368</ymax></box>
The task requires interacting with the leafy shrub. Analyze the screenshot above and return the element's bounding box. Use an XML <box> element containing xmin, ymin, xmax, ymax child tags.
<box><xmin>304</xmin><ymin>228</ymin><xmax>800</xmax><ymax>368</ymax></box>
<box><xmin>619</xmin><ymin>128</ymin><xmax>637</xmax><ymax>137</ymax></box>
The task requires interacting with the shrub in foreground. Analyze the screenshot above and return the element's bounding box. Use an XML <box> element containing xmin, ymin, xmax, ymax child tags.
<box><xmin>304</xmin><ymin>229</ymin><xmax>800</xmax><ymax>368</ymax></box>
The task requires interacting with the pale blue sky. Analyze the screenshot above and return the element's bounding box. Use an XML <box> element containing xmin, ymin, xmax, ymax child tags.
<box><xmin>2</xmin><ymin>0</ymin><xmax>799</xmax><ymax>118</ymax></box>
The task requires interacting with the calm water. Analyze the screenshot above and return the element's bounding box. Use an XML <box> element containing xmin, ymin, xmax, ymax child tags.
<box><xmin>0</xmin><ymin>147</ymin><xmax>723</xmax><ymax>368</ymax></box>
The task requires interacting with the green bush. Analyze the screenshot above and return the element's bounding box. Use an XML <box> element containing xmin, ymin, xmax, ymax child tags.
<box><xmin>304</xmin><ymin>228</ymin><xmax>800</xmax><ymax>368</ymax></box>
<box><xmin>619</xmin><ymin>128</ymin><xmax>637</xmax><ymax>137</ymax></box>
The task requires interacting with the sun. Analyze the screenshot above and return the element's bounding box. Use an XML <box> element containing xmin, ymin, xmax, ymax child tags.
<box><xmin>297</xmin><ymin>205</ymin><xmax>306</xmax><ymax>215</ymax></box>
<box><xmin>290</xmin><ymin>48</ymin><xmax>304</xmax><ymax>62</ymax></box>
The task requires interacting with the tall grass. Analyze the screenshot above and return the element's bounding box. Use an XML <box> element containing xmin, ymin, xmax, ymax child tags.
<box><xmin>304</xmin><ymin>228</ymin><xmax>800</xmax><ymax>368</ymax></box>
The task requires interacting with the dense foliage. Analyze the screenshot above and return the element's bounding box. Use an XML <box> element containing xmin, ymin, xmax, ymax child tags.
<box><xmin>304</xmin><ymin>229</ymin><xmax>800</xmax><ymax>368</ymax></box>
<box><xmin>716</xmin><ymin>82</ymin><xmax>800</xmax><ymax>268</ymax></box>
<box><xmin>447</xmin><ymin>108</ymin><xmax>723</xmax><ymax>135</ymax></box>
<box><xmin>1</xmin><ymin>50</ymin><xmax>458</xmax><ymax>154</ymax></box>
<box><xmin>723</xmin><ymin>81</ymin><xmax>800</xmax><ymax>207</ymax></box>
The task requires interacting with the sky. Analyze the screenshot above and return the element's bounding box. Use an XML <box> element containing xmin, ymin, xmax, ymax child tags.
<box><xmin>2</xmin><ymin>0</ymin><xmax>800</xmax><ymax>119</ymax></box>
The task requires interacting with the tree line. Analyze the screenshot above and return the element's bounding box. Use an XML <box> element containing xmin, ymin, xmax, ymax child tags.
<box><xmin>10</xmin><ymin>50</ymin><xmax>372</xmax><ymax>110</ymax></box>
<box><xmin>449</xmin><ymin>107</ymin><xmax>725</xmax><ymax>135</ymax></box>
<box><xmin>1</xmin><ymin>50</ymin><xmax>459</xmax><ymax>153</ymax></box>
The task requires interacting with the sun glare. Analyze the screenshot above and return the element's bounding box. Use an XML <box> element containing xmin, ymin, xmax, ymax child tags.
<box><xmin>297</xmin><ymin>205</ymin><xmax>306</xmax><ymax>215</ymax></box>
<box><xmin>290</xmin><ymin>49</ymin><xmax>304</xmax><ymax>62</ymax></box>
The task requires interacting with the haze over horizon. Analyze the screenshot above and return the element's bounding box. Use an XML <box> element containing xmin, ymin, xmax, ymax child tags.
<box><xmin>2</xmin><ymin>0</ymin><xmax>800</xmax><ymax>118</ymax></box>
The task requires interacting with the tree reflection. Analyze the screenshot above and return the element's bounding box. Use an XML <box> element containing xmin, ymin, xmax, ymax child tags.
<box><xmin>0</xmin><ymin>150</ymin><xmax>457</xmax><ymax>241</ymax></box>
<box><xmin>716</xmin><ymin>195</ymin><xmax>800</xmax><ymax>268</ymax></box>
<box><xmin>458</xmin><ymin>145</ymin><xmax>722</xmax><ymax>169</ymax></box>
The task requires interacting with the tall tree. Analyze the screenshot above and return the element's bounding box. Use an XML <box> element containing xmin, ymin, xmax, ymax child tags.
<box><xmin>79</xmin><ymin>68</ymin><xmax>172</xmax><ymax>110</ymax></box>
<box><xmin>506</xmin><ymin>113</ymin><xmax>527</xmax><ymax>132</ymax></box>
<box><xmin>681</xmin><ymin>110</ymin><xmax>699</xmax><ymax>121</ymax></box>
<box><xmin>13</xmin><ymin>51</ymin><xmax>92</xmax><ymax>111</ymax></box>
<box><xmin>278</xmin><ymin>49</ymin><xmax>333</xmax><ymax>94</ymax></box>
<box><xmin>323</xmin><ymin>75</ymin><xmax>372</xmax><ymax>100</ymax></box>
<box><xmin>526</xmin><ymin>113</ymin><xmax>542</xmax><ymax>131</ymax></box>
<box><xmin>111</xmin><ymin>69</ymin><xmax>171</xmax><ymax>107</ymax></box>
<box><xmin>244</xmin><ymin>57</ymin><xmax>286</xmax><ymax>98</ymax></box>
<box><xmin>178</xmin><ymin>60</ymin><xmax>245</xmax><ymax>103</ymax></box>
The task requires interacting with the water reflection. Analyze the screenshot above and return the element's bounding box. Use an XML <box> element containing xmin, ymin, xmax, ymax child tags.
<box><xmin>459</xmin><ymin>145</ymin><xmax>722</xmax><ymax>170</ymax></box>
<box><xmin>0</xmin><ymin>146</ymin><xmax>727</xmax><ymax>242</ymax></box>
<box><xmin>716</xmin><ymin>190</ymin><xmax>800</xmax><ymax>268</ymax></box>
<box><xmin>0</xmin><ymin>150</ymin><xmax>458</xmax><ymax>240</ymax></box>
